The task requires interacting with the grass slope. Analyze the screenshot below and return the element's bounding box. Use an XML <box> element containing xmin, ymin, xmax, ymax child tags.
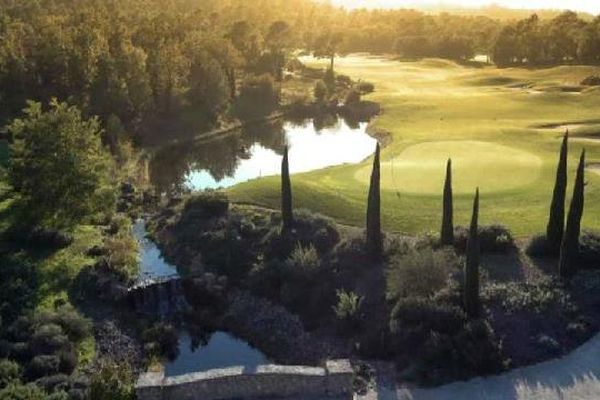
<box><xmin>229</xmin><ymin>55</ymin><xmax>600</xmax><ymax>237</ymax></box>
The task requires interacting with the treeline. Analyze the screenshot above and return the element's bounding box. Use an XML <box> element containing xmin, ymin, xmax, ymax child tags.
<box><xmin>493</xmin><ymin>12</ymin><xmax>600</xmax><ymax>66</ymax></box>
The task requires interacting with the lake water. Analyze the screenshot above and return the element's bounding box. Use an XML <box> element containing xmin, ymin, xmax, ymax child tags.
<box><xmin>148</xmin><ymin>117</ymin><xmax>377</xmax><ymax>193</ymax></box>
<box><xmin>164</xmin><ymin>331</ymin><xmax>268</xmax><ymax>377</ymax></box>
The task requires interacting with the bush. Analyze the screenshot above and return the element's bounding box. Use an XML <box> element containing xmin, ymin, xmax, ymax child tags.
<box><xmin>525</xmin><ymin>234</ymin><xmax>554</xmax><ymax>257</ymax></box>
<box><xmin>356</xmin><ymin>81</ymin><xmax>375</xmax><ymax>94</ymax></box>
<box><xmin>333</xmin><ymin>233</ymin><xmax>370</xmax><ymax>273</ymax></box>
<box><xmin>0</xmin><ymin>382</ymin><xmax>65</xmax><ymax>400</ymax></box>
<box><xmin>387</xmin><ymin>248</ymin><xmax>459</xmax><ymax>300</ymax></box>
<box><xmin>344</xmin><ymin>89</ymin><xmax>361</xmax><ymax>105</ymax></box>
<box><xmin>265</xmin><ymin>209</ymin><xmax>340</xmax><ymax>259</ymax></box>
<box><xmin>141</xmin><ymin>323</ymin><xmax>179</xmax><ymax>360</ymax></box>
<box><xmin>409</xmin><ymin>320</ymin><xmax>504</xmax><ymax>385</ymax></box>
<box><xmin>89</xmin><ymin>361</ymin><xmax>134</xmax><ymax>400</ymax></box>
<box><xmin>484</xmin><ymin>279</ymin><xmax>573</xmax><ymax>314</ymax></box>
<box><xmin>455</xmin><ymin>225</ymin><xmax>515</xmax><ymax>253</ymax></box>
<box><xmin>0</xmin><ymin>256</ymin><xmax>37</xmax><ymax>326</ymax></box>
<box><xmin>28</xmin><ymin>355</ymin><xmax>61</xmax><ymax>379</ymax></box>
<box><xmin>0</xmin><ymin>359</ymin><xmax>21</xmax><ymax>389</ymax></box>
<box><xmin>102</xmin><ymin>234</ymin><xmax>139</xmax><ymax>283</ymax></box>
<box><xmin>29</xmin><ymin>324</ymin><xmax>69</xmax><ymax>356</ymax></box>
<box><xmin>314</xmin><ymin>80</ymin><xmax>328</xmax><ymax>103</ymax></box>
<box><xmin>389</xmin><ymin>297</ymin><xmax>466</xmax><ymax>354</ymax></box>
<box><xmin>182</xmin><ymin>192</ymin><xmax>229</xmax><ymax>221</ymax></box>
<box><xmin>336</xmin><ymin>74</ymin><xmax>352</xmax><ymax>88</ymax></box>
<box><xmin>333</xmin><ymin>290</ymin><xmax>363</xmax><ymax>333</ymax></box>
<box><xmin>236</xmin><ymin>74</ymin><xmax>279</xmax><ymax>118</ymax></box>
<box><xmin>280</xmin><ymin>244</ymin><xmax>327</xmax><ymax>312</ymax></box>
<box><xmin>579</xmin><ymin>231</ymin><xmax>600</xmax><ymax>268</ymax></box>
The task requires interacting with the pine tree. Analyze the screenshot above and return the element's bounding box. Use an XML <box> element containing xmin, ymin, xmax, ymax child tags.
<box><xmin>464</xmin><ymin>188</ymin><xmax>480</xmax><ymax>318</ymax></box>
<box><xmin>281</xmin><ymin>145</ymin><xmax>293</xmax><ymax>230</ymax></box>
<box><xmin>441</xmin><ymin>158</ymin><xmax>454</xmax><ymax>246</ymax></box>
<box><xmin>366</xmin><ymin>143</ymin><xmax>382</xmax><ymax>259</ymax></box>
<box><xmin>547</xmin><ymin>130</ymin><xmax>569</xmax><ymax>252</ymax></box>
<box><xmin>559</xmin><ymin>150</ymin><xmax>586</xmax><ymax>280</ymax></box>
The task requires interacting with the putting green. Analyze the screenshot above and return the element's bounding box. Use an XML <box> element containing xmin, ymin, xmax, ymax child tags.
<box><xmin>354</xmin><ymin>141</ymin><xmax>543</xmax><ymax>195</ymax></box>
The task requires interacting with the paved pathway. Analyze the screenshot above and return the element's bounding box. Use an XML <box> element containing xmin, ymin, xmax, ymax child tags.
<box><xmin>359</xmin><ymin>333</ymin><xmax>600</xmax><ymax>400</ymax></box>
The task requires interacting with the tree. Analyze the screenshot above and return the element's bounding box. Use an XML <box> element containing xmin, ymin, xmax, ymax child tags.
<box><xmin>441</xmin><ymin>159</ymin><xmax>454</xmax><ymax>246</ymax></box>
<box><xmin>464</xmin><ymin>188</ymin><xmax>480</xmax><ymax>318</ymax></box>
<box><xmin>9</xmin><ymin>100</ymin><xmax>115</xmax><ymax>228</ymax></box>
<box><xmin>546</xmin><ymin>131</ymin><xmax>568</xmax><ymax>253</ymax></box>
<box><xmin>281</xmin><ymin>145</ymin><xmax>293</xmax><ymax>231</ymax></box>
<box><xmin>314</xmin><ymin>80</ymin><xmax>328</xmax><ymax>103</ymax></box>
<box><xmin>559</xmin><ymin>150</ymin><xmax>586</xmax><ymax>280</ymax></box>
<box><xmin>313</xmin><ymin>31</ymin><xmax>344</xmax><ymax>71</ymax></box>
<box><xmin>265</xmin><ymin>21</ymin><xmax>292</xmax><ymax>81</ymax></box>
<box><xmin>366</xmin><ymin>143</ymin><xmax>382</xmax><ymax>259</ymax></box>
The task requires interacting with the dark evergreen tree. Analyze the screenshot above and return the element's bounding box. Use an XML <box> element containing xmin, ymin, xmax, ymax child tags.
<box><xmin>281</xmin><ymin>145</ymin><xmax>293</xmax><ymax>230</ymax></box>
<box><xmin>366</xmin><ymin>143</ymin><xmax>382</xmax><ymax>259</ymax></box>
<box><xmin>559</xmin><ymin>150</ymin><xmax>586</xmax><ymax>280</ymax></box>
<box><xmin>547</xmin><ymin>130</ymin><xmax>569</xmax><ymax>252</ymax></box>
<box><xmin>464</xmin><ymin>188</ymin><xmax>480</xmax><ymax>318</ymax></box>
<box><xmin>441</xmin><ymin>158</ymin><xmax>454</xmax><ymax>246</ymax></box>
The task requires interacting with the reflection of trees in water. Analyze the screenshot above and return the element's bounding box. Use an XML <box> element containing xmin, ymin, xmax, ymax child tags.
<box><xmin>149</xmin><ymin>119</ymin><xmax>287</xmax><ymax>194</ymax></box>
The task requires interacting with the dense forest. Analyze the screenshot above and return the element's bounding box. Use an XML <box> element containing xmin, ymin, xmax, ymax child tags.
<box><xmin>1</xmin><ymin>0</ymin><xmax>598</xmax><ymax>144</ymax></box>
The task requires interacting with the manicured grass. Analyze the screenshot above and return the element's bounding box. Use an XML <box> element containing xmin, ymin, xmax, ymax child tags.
<box><xmin>229</xmin><ymin>55</ymin><xmax>600</xmax><ymax>237</ymax></box>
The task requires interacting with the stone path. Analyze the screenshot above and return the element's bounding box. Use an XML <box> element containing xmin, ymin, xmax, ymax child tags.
<box><xmin>358</xmin><ymin>333</ymin><xmax>600</xmax><ymax>400</ymax></box>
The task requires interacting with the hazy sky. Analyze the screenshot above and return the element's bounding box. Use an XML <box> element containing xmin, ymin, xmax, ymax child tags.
<box><xmin>331</xmin><ymin>1</ymin><xmax>600</xmax><ymax>14</ymax></box>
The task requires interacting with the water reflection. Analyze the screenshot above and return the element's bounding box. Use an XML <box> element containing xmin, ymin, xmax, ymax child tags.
<box><xmin>149</xmin><ymin>117</ymin><xmax>376</xmax><ymax>194</ymax></box>
<box><xmin>164</xmin><ymin>331</ymin><xmax>268</xmax><ymax>377</ymax></box>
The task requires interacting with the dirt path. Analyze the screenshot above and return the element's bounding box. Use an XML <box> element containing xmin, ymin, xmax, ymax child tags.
<box><xmin>358</xmin><ymin>333</ymin><xmax>600</xmax><ymax>400</ymax></box>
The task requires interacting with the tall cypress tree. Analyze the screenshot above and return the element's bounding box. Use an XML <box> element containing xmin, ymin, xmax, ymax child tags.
<box><xmin>464</xmin><ymin>188</ymin><xmax>480</xmax><ymax>319</ymax></box>
<box><xmin>547</xmin><ymin>130</ymin><xmax>569</xmax><ymax>252</ymax></box>
<box><xmin>559</xmin><ymin>150</ymin><xmax>586</xmax><ymax>280</ymax></box>
<box><xmin>281</xmin><ymin>145</ymin><xmax>293</xmax><ymax>231</ymax></box>
<box><xmin>366</xmin><ymin>143</ymin><xmax>382</xmax><ymax>259</ymax></box>
<box><xmin>441</xmin><ymin>158</ymin><xmax>454</xmax><ymax>246</ymax></box>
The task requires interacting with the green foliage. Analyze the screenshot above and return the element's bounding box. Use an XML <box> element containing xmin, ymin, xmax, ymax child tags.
<box><xmin>559</xmin><ymin>150</ymin><xmax>586</xmax><ymax>280</ymax></box>
<box><xmin>102</xmin><ymin>225</ymin><xmax>140</xmax><ymax>284</ymax></box>
<box><xmin>366</xmin><ymin>143</ymin><xmax>382</xmax><ymax>259</ymax></box>
<box><xmin>386</xmin><ymin>248</ymin><xmax>459</xmax><ymax>301</ymax></box>
<box><xmin>390</xmin><ymin>297</ymin><xmax>467</xmax><ymax>352</ymax></box>
<box><xmin>235</xmin><ymin>74</ymin><xmax>279</xmax><ymax>118</ymax></box>
<box><xmin>484</xmin><ymin>279</ymin><xmax>573</xmax><ymax>314</ymax></box>
<box><xmin>89</xmin><ymin>361</ymin><xmax>135</xmax><ymax>400</ymax></box>
<box><xmin>8</xmin><ymin>100</ymin><xmax>115</xmax><ymax>228</ymax></box>
<box><xmin>344</xmin><ymin>88</ymin><xmax>361</xmax><ymax>105</ymax></box>
<box><xmin>441</xmin><ymin>159</ymin><xmax>454</xmax><ymax>246</ymax></box>
<box><xmin>333</xmin><ymin>290</ymin><xmax>363</xmax><ymax>332</ymax></box>
<box><xmin>0</xmin><ymin>359</ymin><xmax>21</xmax><ymax>389</ymax></box>
<box><xmin>141</xmin><ymin>322</ymin><xmax>179</xmax><ymax>360</ymax></box>
<box><xmin>547</xmin><ymin>131</ymin><xmax>568</xmax><ymax>253</ymax></box>
<box><xmin>0</xmin><ymin>382</ymin><xmax>65</xmax><ymax>400</ymax></box>
<box><xmin>454</xmin><ymin>225</ymin><xmax>515</xmax><ymax>254</ymax></box>
<box><xmin>182</xmin><ymin>192</ymin><xmax>229</xmax><ymax>221</ymax></box>
<box><xmin>0</xmin><ymin>255</ymin><xmax>37</xmax><ymax>326</ymax></box>
<box><xmin>464</xmin><ymin>189</ymin><xmax>480</xmax><ymax>318</ymax></box>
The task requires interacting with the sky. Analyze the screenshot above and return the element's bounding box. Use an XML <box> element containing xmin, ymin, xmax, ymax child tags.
<box><xmin>330</xmin><ymin>1</ymin><xmax>600</xmax><ymax>14</ymax></box>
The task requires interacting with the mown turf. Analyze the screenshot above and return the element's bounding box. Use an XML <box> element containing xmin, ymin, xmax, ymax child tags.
<box><xmin>229</xmin><ymin>55</ymin><xmax>600</xmax><ymax>237</ymax></box>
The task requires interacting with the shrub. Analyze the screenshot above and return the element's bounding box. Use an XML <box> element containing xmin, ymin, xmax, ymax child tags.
<box><xmin>356</xmin><ymin>81</ymin><xmax>375</xmax><ymax>94</ymax></box>
<box><xmin>386</xmin><ymin>248</ymin><xmax>459</xmax><ymax>300</ymax></box>
<box><xmin>0</xmin><ymin>382</ymin><xmax>64</xmax><ymax>400</ymax></box>
<box><xmin>483</xmin><ymin>278</ymin><xmax>573</xmax><ymax>314</ymax></box>
<box><xmin>344</xmin><ymin>88</ymin><xmax>361</xmax><ymax>105</ymax></box>
<box><xmin>389</xmin><ymin>297</ymin><xmax>466</xmax><ymax>354</ymax></box>
<box><xmin>525</xmin><ymin>234</ymin><xmax>554</xmax><ymax>257</ymax></box>
<box><xmin>28</xmin><ymin>355</ymin><xmax>61</xmax><ymax>379</ymax></box>
<box><xmin>182</xmin><ymin>192</ymin><xmax>229</xmax><ymax>221</ymax></box>
<box><xmin>141</xmin><ymin>323</ymin><xmax>179</xmax><ymax>360</ymax></box>
<box><xmin>454</xmin><ymin>224</ymin><xmax>514</xmax><ymax>253</ymax></box>
<box><xmin>336</xmin><ymin>74</ymin><xmax>352</xmax><ymax>88</ymax></box>
<box><xmin>236</xmin><ymin>74</ymin><xmax>279</xmax><ymax>118</ymax></box>
<box><xmin>102</xmin><ymin>234</ymin><xmax>139</xmax><ymax>283</ymax></box>
<box><xmin>35</xmin><ymin>374</ymin><xmax>70</xmax><ymax>393</ymax></box>
<box><xmin>29</xmin><ymin>324</ymin><xmax>69</xmax><ymax>356</ymax></box>
<box><xmin>89</xmin><ymin>361</ymin><xmax>135</xmax><ymax>400</ymax></box>
<box><xmin>314</xmin><ymin>80</ymin><xmax>328</xmax><ymax>103</ymax></box>
<box><xmin>0</xmin><ymin>359</ymin><xmax>21</xmax><ymax>389</ymax></box>
<box><xmin>333</xmin><ymin>234</ymin><xmax>369</xmax><ymax>273</ymax></box>
<box><xmin>333</xmin><ymin>290</ymin><xmax>363</xmax><ymax>333</ymax></box>
<box><xmin>579</xmin><ymin>231</ymin><xmax>600</xmax><ymax>268</ymax></box>
<box><xmin>324</xmin><ymin>68</ymin><xmax>335</xmax><ymax>91</ymax></box>
<box><xmin>285</xmin><ymin>244</ymin><xmax>321</xmax><ymax>275</ymax></box>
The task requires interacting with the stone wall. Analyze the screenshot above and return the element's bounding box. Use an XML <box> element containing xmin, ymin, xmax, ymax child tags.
<box><xmin>136</xmin><ymin>359</ymin><xmax>354</xmax><ymax>400</ymax></box>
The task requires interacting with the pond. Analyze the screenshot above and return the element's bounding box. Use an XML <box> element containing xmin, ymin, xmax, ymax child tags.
<box><xmin>147</xmin><ymin>117</ymin><xmax>377</xmax><ymax>193</ymax></box>
<box><xmin>133</xmin><ymin>221</ymin><xmax>269</xmax><ymax>375</ymax></box>
<box><xmin>164</xmin><ymin>331</ymin><xmax>268</xmax><ymax>377</ymax></box>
